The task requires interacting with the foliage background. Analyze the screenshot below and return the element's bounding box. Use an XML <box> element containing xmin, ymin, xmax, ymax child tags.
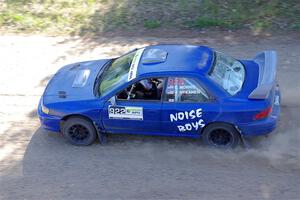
<box><xmin>0</xmin><ymin>0</ymin><xmax>299</xmax><ymax>35</ymax></box>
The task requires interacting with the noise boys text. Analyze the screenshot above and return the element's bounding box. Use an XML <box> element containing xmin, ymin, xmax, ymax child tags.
<box><xmin>169</xmin><ymin>108</ymin><xmax>205</xmax><ymax>132</ymax></box>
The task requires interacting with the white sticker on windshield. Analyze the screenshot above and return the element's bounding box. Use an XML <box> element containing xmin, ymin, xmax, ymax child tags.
<box><xmin>109</xmin><ymin>106</ymin><xmax>143</xmax><ymax>120</ymax></box>
<box><xmin>128</xmin><ymin>48</ymin><xmax>145</xmax><ymax>81</ymax></box>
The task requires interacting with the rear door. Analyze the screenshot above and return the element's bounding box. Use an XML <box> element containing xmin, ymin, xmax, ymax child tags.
<box><xmin>161</xmin><ymin>77</ymin><xmax>220</xmax><ymax>136</ymax></box>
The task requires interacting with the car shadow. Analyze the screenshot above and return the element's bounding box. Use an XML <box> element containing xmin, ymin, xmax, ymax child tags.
<box><xmin>16</xmin><ymin>104</ymin><xmax>300</xmax><ymax>199</ymax></box>
<box><xmin>20</xmin><ymin>127</ymin><xmax>212</xmax><ymax>198</ymax></box>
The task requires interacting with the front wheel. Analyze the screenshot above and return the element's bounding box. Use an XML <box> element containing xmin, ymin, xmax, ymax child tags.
<box><xmin>62</xmin><ymin>117</ymin><xmax>97</xmax><ymax>146</ymax></box>
<box><xmin>202</xmin><ymin>123</ymin><xmax>240</xmax><ymax>148</ymax></box>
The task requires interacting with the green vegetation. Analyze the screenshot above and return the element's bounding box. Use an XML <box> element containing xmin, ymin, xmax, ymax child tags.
<box><xmin>144</xmin><ymin>20</ymin><xmax>161</xmax><ymax>29</ymax></box>
<box><xmin>191</xmin><ymin>17</ymin><xmax>230</xmax><ymax>29</ymax></box>
<box><xmin>0</xmin><ymin>0</ymin><xmax>299</xmax><ymax>35</ymax></box>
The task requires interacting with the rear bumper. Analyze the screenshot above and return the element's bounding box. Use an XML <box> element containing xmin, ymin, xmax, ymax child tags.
<box><xmin>238</xmin><ymin>115</ymin><xmax>278</xmax><ymax>137</ymax></box>
<box><xmin>238</xmin><ymin>90</ymin><xmax>280</xmax><ymax>137</ymax></box>
<box><xmin>37</xmin><ymin>100</ymin><xmax>61</xmax><ymax>132</ymax></box>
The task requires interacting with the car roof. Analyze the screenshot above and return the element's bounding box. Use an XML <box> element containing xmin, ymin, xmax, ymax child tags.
<box><xmin>137</xmin><ymin>44</ymin><xmax>214</xmax><ymax>77</ymax></box>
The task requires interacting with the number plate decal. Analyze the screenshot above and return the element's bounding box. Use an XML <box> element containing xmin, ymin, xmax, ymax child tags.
<box><xmin>108</xmin><ymin>106</ymin><xmax>143</xmax><ymax>120</ymax></box>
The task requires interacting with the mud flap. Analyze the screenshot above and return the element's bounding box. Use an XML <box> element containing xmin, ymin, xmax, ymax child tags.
<box><xmin>235</xmin><ymin>126</ymin><xmax>250</xmax><ymax>148</ymax></box>
<box><xmin>93</xmin><ymin>122</ymin><xmax>107</xmax><ymax>144</ymax></box>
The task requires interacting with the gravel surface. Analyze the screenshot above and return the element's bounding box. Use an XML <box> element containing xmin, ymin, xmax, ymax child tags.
<box><xmin>0</xmin><ymin>33</ymin><xmax>299</xmax><ymax>200</ymax></box>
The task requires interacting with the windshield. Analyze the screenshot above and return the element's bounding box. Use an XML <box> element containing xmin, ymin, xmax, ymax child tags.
<box><xmin>209</xmin><ymin>52</ymin><xmax>245</xmax><ymax>95</ymax></box>
<box><xmin>99</xmin><ymin>50</ymin><xmax>139</xmax><ymax>97</ymax></box>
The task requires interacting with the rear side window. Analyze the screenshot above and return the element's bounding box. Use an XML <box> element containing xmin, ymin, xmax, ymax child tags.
<box><xmin>165</xmin><ymin>77</ymin><xmax>209</xmax><ymax>102</ymax></box>
<box><xmin>209</xmin><ymin>52</ymin><xmax>245</xmax><ymax>95</ymax></box>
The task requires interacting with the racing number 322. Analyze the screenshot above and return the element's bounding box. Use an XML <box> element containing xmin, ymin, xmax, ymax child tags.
<box><xmin>109</xmin><ymin>106</ymin><xmax>126</xmax><ymax>114</ymax></box>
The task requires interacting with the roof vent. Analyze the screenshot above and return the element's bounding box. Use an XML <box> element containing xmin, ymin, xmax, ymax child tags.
<box><xmin>141</xmin><ymin>48</ymin><xmax>168</xmax><ymax>64</ymax></box>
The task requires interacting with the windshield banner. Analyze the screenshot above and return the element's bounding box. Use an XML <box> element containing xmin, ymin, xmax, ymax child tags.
<box><xmin>128</xmin><ymin>48</ymin><xmax>145</xmax><ymax>81</ymax></box>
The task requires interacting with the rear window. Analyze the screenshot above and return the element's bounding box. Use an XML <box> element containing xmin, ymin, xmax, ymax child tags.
<box><xmin>209</xmin><ymin>52</ymin><xmax>245</xmax><ymax>95</ymax></box>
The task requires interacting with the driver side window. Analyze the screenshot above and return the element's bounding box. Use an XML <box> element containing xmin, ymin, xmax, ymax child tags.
<box><xmin>117</xmin><ymin>78</ymin><xmax>165</xmax><ymax>101</ymax></box>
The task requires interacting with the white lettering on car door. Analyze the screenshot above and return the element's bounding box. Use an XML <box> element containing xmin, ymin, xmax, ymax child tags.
<box><xmin>169</xmin><ymin>109</ymin><xmax>205</xmax><ymax>132</ymax></box>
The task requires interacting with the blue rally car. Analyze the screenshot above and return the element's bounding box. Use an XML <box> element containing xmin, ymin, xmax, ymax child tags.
<box><xmin>38</xmin><ymin>44</ymin><xmax>280</xmax><ymax>148</ymax></box>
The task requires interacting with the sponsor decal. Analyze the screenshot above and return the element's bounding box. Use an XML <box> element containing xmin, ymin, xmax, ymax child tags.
<box><xmin>109</xmin><ymin>105</ymin><xmax>143</xmax><ymax>120</ymax></box>
<box><xmin>128</xmin><ymin>48</ymin><xmax>145</xmax><ymax>81</ymax></box>
<box><xmin>169</xmin><ymin>108</ymin><xmax>205</xmax><ymax>132</ymax></box>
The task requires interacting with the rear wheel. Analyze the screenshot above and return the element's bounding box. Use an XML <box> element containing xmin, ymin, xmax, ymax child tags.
<box><xmin>202</xmin><ymin>123</ymin><xmax>240</xmax><ymax>148</ymax></box>
<box><xmin>62</xmin><ymin>117</ymin><xmax>97</xmax><ymax>146</ymax></box>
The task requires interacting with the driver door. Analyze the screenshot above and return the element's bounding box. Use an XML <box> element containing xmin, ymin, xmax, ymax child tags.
<box><xmin>101</xmin><ymin>77</ymin><xmax>165</xmax><ymax>135</ymax></box>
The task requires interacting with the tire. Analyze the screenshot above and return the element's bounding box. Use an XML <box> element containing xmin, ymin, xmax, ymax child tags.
<box><xmin>62</xmin><ymin>117</ymin><xmax>97</xmax><ymax>146</ymax></box>
<box><xmin>202</xmin><ymin>123</ymin><xmax>240</xmax><ymax>148</ymax></box>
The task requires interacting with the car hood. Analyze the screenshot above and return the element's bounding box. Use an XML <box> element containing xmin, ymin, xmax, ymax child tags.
<box><xmin>43</xmin><ymin>59</ymin><xmax>109</xmax><ymax>104</ymax></box>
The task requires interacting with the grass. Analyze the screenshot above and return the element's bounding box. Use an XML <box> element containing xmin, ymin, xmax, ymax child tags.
<box><xmin>0</xmin><ymin>0</ymin><xmax>299</xmax><ymax>35</ymax></box>
<box><xmin>144</xmin><ymin>20</ymin><xmax>161</xmax><ymax>29</ymax></box>
<box><xmin>191</xmin><ymin>17</ymin><xmax>230</xmax><ymax>29</ymax></box>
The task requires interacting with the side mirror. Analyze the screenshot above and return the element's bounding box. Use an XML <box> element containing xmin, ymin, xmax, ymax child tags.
<box><xmin>109</xmin><ymin>96</ymin><xmax>116</xmax><ymax>106</ymax></box>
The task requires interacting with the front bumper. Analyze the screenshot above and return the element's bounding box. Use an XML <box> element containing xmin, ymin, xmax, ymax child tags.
<box><xmin>37</xmin><ymin>99</ymin><xmax>61</xmax><ymax>132</ymax></box>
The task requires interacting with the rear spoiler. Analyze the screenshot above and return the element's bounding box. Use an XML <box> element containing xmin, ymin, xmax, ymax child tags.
<box><xmin>248</xmin><ymin>51</ymin><xmax>277</xmax><ymax>99</ymax></box>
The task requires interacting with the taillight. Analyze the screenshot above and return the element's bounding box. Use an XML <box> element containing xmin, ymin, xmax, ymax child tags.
<box><xmin>254</xmin><ymin>107</ymin><xmax>272</xmax><ymax>120</ymax></box>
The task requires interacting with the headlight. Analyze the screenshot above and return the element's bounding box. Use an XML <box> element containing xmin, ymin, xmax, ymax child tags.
<box><xmin>41</xmin><ymin>103</ymin><xmax>50</xmax><ymax>114</ymax></box>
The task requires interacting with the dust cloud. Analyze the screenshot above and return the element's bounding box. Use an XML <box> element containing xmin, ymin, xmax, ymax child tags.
<box><xmin>246</xmin><ymin>128</ymin><xmax>300</xmax><ymax>169</ymax></box>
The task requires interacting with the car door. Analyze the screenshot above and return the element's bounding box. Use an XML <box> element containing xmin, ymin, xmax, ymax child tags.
<box><xmin>161</xmin><ymin>77</ymin><xmax>220</xmax><ymax>136</ymax></box>
<box><xmin>101</xmin><ymin>77</ymin><xmax>165</xmax><ymax>135</ymax></box>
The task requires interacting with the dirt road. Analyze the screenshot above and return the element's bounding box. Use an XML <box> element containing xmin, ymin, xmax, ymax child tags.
<box><xmin>0</xmin><ymin>33</ymin><xmax>299</xmax><ymax>200</ymax></box>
